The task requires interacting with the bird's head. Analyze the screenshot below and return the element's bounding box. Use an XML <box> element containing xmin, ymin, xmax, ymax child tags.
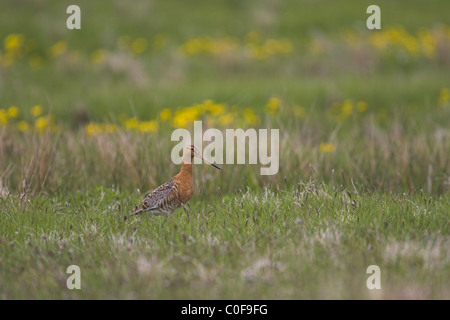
<box><xmin>184</xmin><ymin>145</ymin><xmax>221</xmax><ymax>170</ymax></box>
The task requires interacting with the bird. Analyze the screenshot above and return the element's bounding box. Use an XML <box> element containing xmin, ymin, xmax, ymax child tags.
<box><xmin>128</xmin><ymin>145</ymin><xmax>220</xmax><ymax>217</ymax></box>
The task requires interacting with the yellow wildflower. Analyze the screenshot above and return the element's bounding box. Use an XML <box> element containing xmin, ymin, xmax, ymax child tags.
<box><xmin>265</xmin><ymin>97</ymin><xmax>281</xmax><ymax>114</ymax></box>
<box><xmin>209</xmin><ymin>103</ymin><xmax>225</xmax><ymax>116</ymax></box>
<box><xmin>403</xmin><ymin>36</ymin><xmax>419</xmax><ymax>56</ymax></box>
<box><xmin>139</xmin><ymin>120</ymin><xmax>158</xmax><ymax>133</ymax></box>
<box><xmin>172</xmin><ymin>114</ymin><xmax>189</xmax><ymax>128</ymax></box>
<box><xmin>0</xmin><ymin>109</ymin><xmax>8</xmax><ymax>125</ymax></box>
<box><xmin>246</xmin><ymin>45</ymin><xmax>267</xmax><ymax>60</ymax></box>
<box><xmin>131</xmin><ymin>38</ymin><xmax>148</xmax><ymax>54</ymax></box>
<box><xmin>209</xmin><ymin>37</ymin><xmax>238</xmax><ymax>55</ymax></box>
<box><xmin>262</xmin><ymin>39</ymin><xmax>293</xmax><ymax>56</ymax></box>
<box><xmin>17</xmin><ymin>120</ymin><xmax>30</xmax><ymax>132</ymax></box>
<box><xmin>102</xmin><ymin>123</ymin><xmax>117</xmax><ymax>134</ymax></box>
<box><xmin>262</xmin><ymin>39</ymin><xmax>278</xmax><ymax>55</ymax></box>
<box><xmin>172</xmin><ymin>107</ymin><xmax>200</xmax><ymax>128</ymax></box>
<box><xmin>4</xmin><ymin>34</ymin><xmax>23</xmax><ymax>50</ymax></box>
<box><xmin>203</xmin><ymin>100</ymin><xmax>225</xmax><ymax>116</ymax></box>
<box><xmin>7</xmin><ymin>106</ymin><xmax>19</xmax><ymax>118</ymax></box>
<box><xmin>218</xmin><ymin>113</ymin><xmax>235</xmax><ymax>126</ymax></box>
<box><xmin>356</xmin><ymin>101</ymin><xmax>368</xmax><ymax>113</ymax></box>
<box><xmin>243</xmin><ymin>108</ymin><xmax>259</xmax><ymax>126</ymax></box>
<box><xmin>329</xmin><ymin>101</ymin><xmax>341</xmax><ymax>115</ymax></box>
<box><xmin>180</xmin><ymin>37</ymin><xmax>237</xmax><ymax>56</ymax></box>
<box><xmin>34</xmin><ymin>115</ymin><xmax>55</xmax><ymax>132</ymax></box>
<box><xmin>181</xmin><ymin>38</ymin><xmax>203</xmax><ymax>55</ymax></box>
<box><xmin>160</xmin><ymin>108</ymin><xmax>172</xmax><ymax>121</ymax></box>
<box><xmin>245</xmin><ymin>31</ymin><xmax>262</xmax><ymax>44</ymax></box>
<box><xmin>49</xmin><ymin>41</ymin><xmax>67</xmax><ymax>58</ymax></box>
<box><xmin>31</xmin><ymin>105</ymin><xmax>43</xmax><ymax>117</ymax></box>
<box><xmin>438</xmin><ymin>88</ymin><xmax>449</xmax><ymax>108</ymax></box>
<box><xmin>90</xmin><ymin>49</ymin><xmax>107</xmax><ymax>64</ymax></box>
<box><xmin>341</xmin><ymin>99</ymin><xmax>353</xmax><ymax>118</ymax></box>
<box><xmin>370</xmin><ymin>32</ymin><xmax>389</xmax><ymax>50</ymax></box>
<box><xmin>85</xmin><ymin>123</ymin><xmax>96</xmax><ymax>136</ymax></box>
<box><xmin>418</xmin><ymin>29</ymin><xmax>436</xmax><ymax>58</ymax></box>
<box><xmin>85</xmin><ymin>123</ymin><xmax>102</xmax><ymax>137</ymax></box>
<box><xmin>124</xmin><ymin>117</ymin><xmax>139</xmax><ymax>131</ymax></box>
<box><xmin>319</xmin><ymin>142</ymin><xmax>336</xmax><ymax>153</ymax></box>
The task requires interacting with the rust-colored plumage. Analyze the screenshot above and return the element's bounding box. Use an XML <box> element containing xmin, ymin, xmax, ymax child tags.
<box><xmin>129</xmin><ymin>145</ymin><xmax>220</xmax><ymax>216</ymax></box>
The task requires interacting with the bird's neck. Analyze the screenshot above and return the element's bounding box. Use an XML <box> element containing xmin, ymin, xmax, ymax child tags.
<box><xmin>176</xmin><ymin>161</ymin><xmax>194</xmax><ymax>203</ymax></box>
<box><xmin>176</xmin><ymin>151</ymin><xmax>193</xmax><ymax>182</ymax></box>
<box><xmin>178</xmin><ymin>161</ymin><xmax>193</xmax><ymax>179</ymax></box>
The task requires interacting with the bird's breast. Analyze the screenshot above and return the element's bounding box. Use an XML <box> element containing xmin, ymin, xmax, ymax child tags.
<box><xmin>179</xmin><ymin>180</ymin><xmax>194</xmax><ymax>204</ymax></box>
<box><xmin>174</xmin><ymin>164</ymin><xmax>194</xmax><ymax>205</ymax></box>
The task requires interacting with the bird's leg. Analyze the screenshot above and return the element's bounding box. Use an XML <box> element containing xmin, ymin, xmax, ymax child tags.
<box><xmin>181</xmin><ymin>203</ymin><xmax>191</xmax><ymax>217</ymax></box>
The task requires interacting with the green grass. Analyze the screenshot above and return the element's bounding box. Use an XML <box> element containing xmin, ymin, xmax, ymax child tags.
<box><xmin>1</xmin><ymin>182</ymin><xmax>448</xmax><ymax>299</ymax></box>
<box><xmin>0</xmin><ymin>0</ymin><xmax>449</xmax><ymax>299</ymax></box>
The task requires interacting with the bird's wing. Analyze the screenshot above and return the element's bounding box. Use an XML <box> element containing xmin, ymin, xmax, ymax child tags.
<box><xmin>130</xmin><ymin>179</ymin><xmax>179</xmax><ymax>215</ymax></box>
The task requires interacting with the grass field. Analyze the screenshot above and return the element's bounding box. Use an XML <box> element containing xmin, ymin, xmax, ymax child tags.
<box><xmin>0</xmin><ymin>0</ymin><xmax>449</xmax><ymax>299</ymax></box>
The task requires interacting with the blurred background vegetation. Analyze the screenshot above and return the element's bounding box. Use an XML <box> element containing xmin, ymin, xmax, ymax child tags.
<box><xmin>0</xmin><ymin>0</ymin><xmax>449</xmax><ymax>196</ymax></box>
<box><xmin>0</xmin><ymin>0</ymin><xmax>449</xmax><ymax>301</ymax></box>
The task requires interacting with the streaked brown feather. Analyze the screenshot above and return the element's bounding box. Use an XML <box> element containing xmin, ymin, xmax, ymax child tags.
<box><xmin>129</xmin><ymin>165</ymin><xmax>193</xmax><ymax>216</ymax></box>
<box><xmin>128</xmin><ymin>144</ymin><xmax>219</xmax><ymax>218</ymax></box>
<box><xmin>130</xmin><ymin>179</ymin><xmax>180</xmax><ymax>215</ymax></box>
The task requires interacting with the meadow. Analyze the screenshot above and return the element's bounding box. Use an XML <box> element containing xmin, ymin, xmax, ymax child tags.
<box><xmin>0</xmin><ymin>0</ymin><xmax>449</xmax><ymax>299</ymax></box>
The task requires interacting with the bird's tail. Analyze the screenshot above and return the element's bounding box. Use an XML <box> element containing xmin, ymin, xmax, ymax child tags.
<box><xmin>126</xmin><ymin>204</ymin><xmax>165</xmax><ymax>220</ymax></box>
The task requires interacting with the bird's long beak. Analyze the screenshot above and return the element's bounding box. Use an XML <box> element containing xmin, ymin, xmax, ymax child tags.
<box><xmin>200</xmin><ymin>155</ymin><xmax>221</xmax><ymax>170</ymax></box>
<box><xmin>210</xmin><ymin>162</ymin><xmax>221</xmax><ymax>170</ymax></box>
